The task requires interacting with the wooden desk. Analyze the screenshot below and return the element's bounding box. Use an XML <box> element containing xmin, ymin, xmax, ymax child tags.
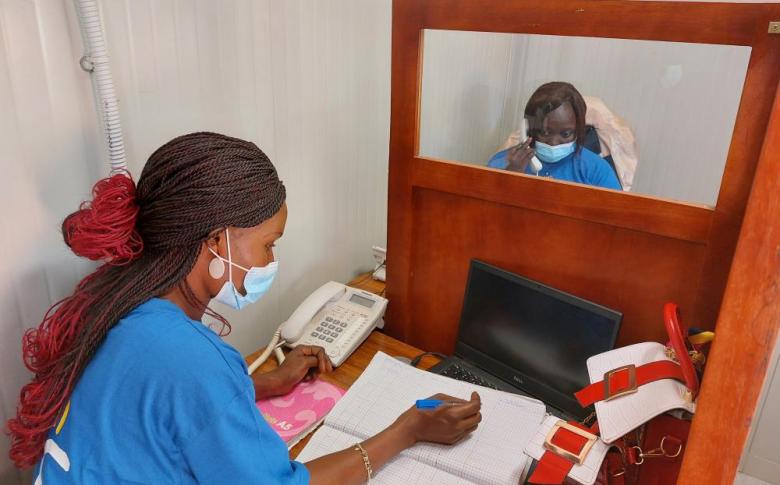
<box><xmin>344</xmin><ymin>271</ymin><xmax>386</xmax><ymax>296</ymax></box>
<box><xmin>244</xmin><ymin>273</ymin><xmax>436</xmax><ymax>459</ymax></box>
<box><xmin>246</xmin><ymin>331</ymin><xmax>440</xmax><ymax>458</ymax></box>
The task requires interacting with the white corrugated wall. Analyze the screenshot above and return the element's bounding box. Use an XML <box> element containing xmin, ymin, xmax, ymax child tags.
<box><xmin>96</xmin><ymin>0</ymin><xmax>391</xmax><ymax>353</ymax></box>
<box><xmin>1</xmin><ymin>1</ymin><xmax>103</xmax><ymax>482</ymax></box>
<box><xmin>0</xmin><ymin>0</ymin><xmax>389</xmax><ymax>482</ymax></box>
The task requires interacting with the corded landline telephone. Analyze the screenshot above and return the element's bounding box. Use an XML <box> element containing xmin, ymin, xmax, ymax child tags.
<box><xmin>247</xmin><ymin>281</ymin><xmax>388</xmax><ymax>374</ymax></box>
<box><xmin>520</xmin><ymin>117</ymin><xmax>543</xmax><ymax>174</ymax></box>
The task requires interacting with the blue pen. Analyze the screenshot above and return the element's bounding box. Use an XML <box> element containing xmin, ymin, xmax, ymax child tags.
<box><xmin>415</xmin><ymin>399</ymin><xmax>444</xmax><ymax>409</ymax></box>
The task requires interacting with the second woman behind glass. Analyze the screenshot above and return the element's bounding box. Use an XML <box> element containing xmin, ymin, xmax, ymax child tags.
<box><xmin>488</xmin><ymin>82</ymin><xmax>622</xmax><ymax>190</ymax></box>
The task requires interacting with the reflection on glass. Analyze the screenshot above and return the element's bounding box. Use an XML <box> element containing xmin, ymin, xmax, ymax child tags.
<box><xmin>486</xmin><ymin>82</ymin><xmax>622</xmax><ymax>190</ymax></box>
<box><xmin>419</xmin><ymin>30</ymin><xmax>752</xmax><ymax>206</ymax></box>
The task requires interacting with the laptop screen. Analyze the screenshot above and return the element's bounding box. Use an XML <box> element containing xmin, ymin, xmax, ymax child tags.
<box><xmin>456</xmin><ymin>260</ymin><xmax>622</xmax><ymax>419</ymax></box>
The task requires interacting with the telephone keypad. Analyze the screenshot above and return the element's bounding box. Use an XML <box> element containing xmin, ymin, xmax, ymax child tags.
<box><xmin>309</xmin><ymin>305</ymin><xmax>376</xmax><ymax>358</ymax></box>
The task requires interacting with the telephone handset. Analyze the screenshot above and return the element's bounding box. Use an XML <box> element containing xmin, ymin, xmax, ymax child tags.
<box><xmin>247</xmin><ymin>281</ymin><xmax>388</xmax><ymax>374</ymax></box>
<box><xmin>520</xmin><ymin>117</ymin><xmax>543</xmax><ymax>174</ymax></box>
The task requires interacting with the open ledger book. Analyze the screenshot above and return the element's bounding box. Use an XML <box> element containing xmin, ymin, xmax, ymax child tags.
<box><xmin>296</xmin><ymin>352</ymin><xmax>546</xmax><ymax>484</ymax></box>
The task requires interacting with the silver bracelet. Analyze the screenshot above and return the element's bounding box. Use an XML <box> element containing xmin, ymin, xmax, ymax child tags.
<box><xmin>353</xmin><ymin>442</ymin><xmax>373</xmax><ymax>482</ymax></box>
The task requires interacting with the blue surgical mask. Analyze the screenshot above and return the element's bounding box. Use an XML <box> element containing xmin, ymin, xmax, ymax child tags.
<box><xmin>534</xmin><ymin>140</ymin><xmax>576</xmax><ymax>164</ymax></box>
<box><xmin>209</xmin><ymin>229</ymin><xmax>278</xmax><ymax>310</ymax></box>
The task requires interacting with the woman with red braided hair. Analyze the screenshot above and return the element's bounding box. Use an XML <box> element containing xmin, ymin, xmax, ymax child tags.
<box><xmin>8</xmin><ymin>132</ymin><xmax>481</xmax><ymax>484</ymax></box>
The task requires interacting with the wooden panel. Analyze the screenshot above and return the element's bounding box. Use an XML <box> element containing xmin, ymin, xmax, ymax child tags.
<box><xmin>386</xmin><ymin>0</ymin><xmax>780</xmax><ymax>483</ymax></box>
<box><xmin>694</xmin><ymin>26</ymin><xmax>780</xmax><ymax>327</ymax></box>
<box><xmin>387</xmin><ymin>0</ymin><xmax>780</xmax><ymax>347</ymax></box>
<box><xmin>679</xmin><ymin>78</ymin><xmax>780</xmax><ymax>484</ymax></box>
<box><xmin>407</xmin><ymin>188</ymin><xmax>707</xmax><ymax>354</ymax></box>
<box><xmin>419</xmin><ymin>0</ymin><xmax>767</xmax><ymax>46</ymax></box>
<box><xmin>413</xmin><ymin>157</ymin><xmax>715</xmax><ymax>243</ymax></box>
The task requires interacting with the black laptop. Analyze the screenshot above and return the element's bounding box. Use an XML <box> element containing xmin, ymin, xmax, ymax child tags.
<box><xmin>429</xmin><ymin>260</ymin><xmax>622</xmax><ymax>420</ymax></box>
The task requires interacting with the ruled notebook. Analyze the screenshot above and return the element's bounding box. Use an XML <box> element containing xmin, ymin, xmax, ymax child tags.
<box><xmin>296</xmin><ymin>352</ymin><xmax>546</xmax><ymax>484</ymax></box>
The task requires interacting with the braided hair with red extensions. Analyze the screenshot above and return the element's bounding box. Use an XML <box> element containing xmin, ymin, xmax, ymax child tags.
<box><xmin>7</xmin><ymin>132</ymin><xmax>286</xmax><ymax>468</ymax></box>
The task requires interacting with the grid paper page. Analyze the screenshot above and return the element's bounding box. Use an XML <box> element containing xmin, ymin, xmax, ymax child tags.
<box><xmin>524</xmin><ymin>416</ymin><xmax>610</xmax><ymax>485</ymax></box>
<box><xmin>587</xmin><ymin>342</ymin><xmax>696</xmax><ymax>443</ymax></box>
<box><xmin>297</xmin><ymin>426</ymin><xmax>477</xmax><ymax>485</ymax></box>
<box><xmin>298</xmin><ymin>352</ymin><xmax>546</xmax><ymax>484</ymax></box>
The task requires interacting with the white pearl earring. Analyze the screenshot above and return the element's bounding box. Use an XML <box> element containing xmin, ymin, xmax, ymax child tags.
<box><xmin>208</xmin><ymin>257</ymin><xmax>225</xmax><ymax>279</ymax></box>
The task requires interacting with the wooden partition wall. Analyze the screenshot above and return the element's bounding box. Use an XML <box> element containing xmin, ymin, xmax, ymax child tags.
<box><xmin>384</xmin><ymin>1</ymin><xmax>780</xmax><ymax>483</ymax></box>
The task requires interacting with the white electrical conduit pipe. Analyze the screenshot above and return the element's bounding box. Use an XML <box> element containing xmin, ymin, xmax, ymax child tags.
<box><xmin>73</xmin><ymin>0</ymin><xmax>126</xmax><ymax>173</ymax></box>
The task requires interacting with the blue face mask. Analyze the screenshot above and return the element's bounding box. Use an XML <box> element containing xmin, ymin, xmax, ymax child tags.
<box><xmin>534</xmin><ymin>140</ymin><xmax>576</xmax><ymax>164</ymax></box>
<box><xmin>208</xmin><ymin>229</ymin><xmax>278</xmax><ymax>310</ymax></box>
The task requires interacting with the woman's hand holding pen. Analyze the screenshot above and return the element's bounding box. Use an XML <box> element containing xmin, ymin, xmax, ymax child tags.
<box><xmin>507</xmin><ymin>138</ymin><xmax>535</xmax><ymax>173</ymax></box>
<box><xmin>392</xmin><ymin>392</ymin><xmax>482</xmax><ymax>446</ymax></box>
<box><xmin>307</xmin><ymin>391</ymin><xmax>482</xmax><ymax>484</ymax></box>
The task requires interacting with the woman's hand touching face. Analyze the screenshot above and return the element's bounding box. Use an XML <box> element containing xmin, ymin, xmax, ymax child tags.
<box><xmin>506</xmin><ymin>138</ymin><xmax>535</xmax><ymax>173</ymax></box>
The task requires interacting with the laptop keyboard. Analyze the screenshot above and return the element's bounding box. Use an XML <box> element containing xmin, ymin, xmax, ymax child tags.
<box><xmin>440</xmin><ymin>363</ymin><xmax>500</xmax><ymax>390</ymax></box>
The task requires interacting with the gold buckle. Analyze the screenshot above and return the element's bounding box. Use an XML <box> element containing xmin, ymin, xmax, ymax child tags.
<box><xmin>604</xmin><ymin>365</ymin><xmax>638</xmax><ymax>401</ymax></box>
<box><xmin>543</xmin><ymin>420</ymin><xmax>598</xmax><ymax>465</ymax></box>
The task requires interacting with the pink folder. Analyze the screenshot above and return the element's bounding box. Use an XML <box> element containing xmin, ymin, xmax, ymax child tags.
<box><xmin>256</xmin><ymin>379</ymin><xmax>345</xmax><ymax>447</ymax></box>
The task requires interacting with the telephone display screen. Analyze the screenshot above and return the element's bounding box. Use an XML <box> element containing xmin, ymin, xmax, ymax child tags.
<box><xmin>349</xmin><ymin>293</ymin><xmax>375</xmax><ymax>308</ymax></box>
<box><xmin>457</xmin><ymin>260</ymin><xmax>622</xmax><ymax>417</ymax></box>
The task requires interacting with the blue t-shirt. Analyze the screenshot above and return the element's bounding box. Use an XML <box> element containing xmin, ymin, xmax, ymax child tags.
<box><xmin>33</xmin><ymin>298</ymin><xmax>310</xmax><ymax>484</ymax></box>
<box><xmin>487</xmin><ymin>146</ymin><xmax>622</xmax><ymax>190</ymax></box>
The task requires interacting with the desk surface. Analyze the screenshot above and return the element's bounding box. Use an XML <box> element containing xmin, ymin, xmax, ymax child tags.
<box><xmin>244</xmin><ymin>273</ymin><xmax>439</xmax><ymax>459</ymax></box>
<box><xmin>343</xmin><ymin>271</ymin><xmax>387</xmax><ymax>297</ymax></box>
<box><xmin>246</xmin><ymin>331</ymin><xmax>441</xmax><ymax>459</ymax></box>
